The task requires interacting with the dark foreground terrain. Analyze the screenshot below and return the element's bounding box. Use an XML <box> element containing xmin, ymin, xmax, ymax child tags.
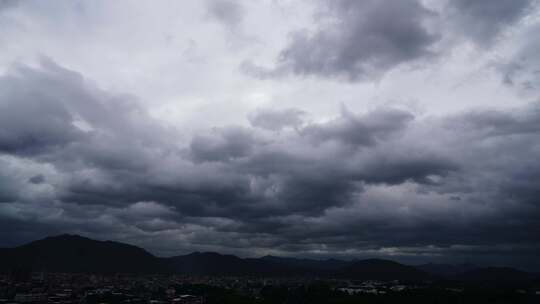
<box><xmin>1</xmin><ymin>235</ymin><xmax>539</xmax><ymax>303</ymax></box>
<box><xmin>1</xmin><ymin>272</ymin><xmax>539</xmax><ymax>304</ymax></box>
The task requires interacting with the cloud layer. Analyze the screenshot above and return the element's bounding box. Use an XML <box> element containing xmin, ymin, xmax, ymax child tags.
<box><xmin>0</xmin><ymin>0</ymin><xmax>539</xmax><ymax>270</ymax></box>
<box><xmin>245</xmin><ymin>0</ymin><xmax>537</xmax><ymax>82</ymax></box>
<box><xmin>0</xmin><ymin>59</ymin><xmax>538</xmax><ymax>269</ymax></box>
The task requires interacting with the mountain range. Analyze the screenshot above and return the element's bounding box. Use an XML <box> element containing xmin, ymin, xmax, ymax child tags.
<box><xmin>0</xmin><ymin>234</ymin><xmax>536</xmax><ymax>284</ymax></box>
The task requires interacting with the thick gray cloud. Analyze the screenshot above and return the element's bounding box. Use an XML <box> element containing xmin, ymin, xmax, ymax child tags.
<box><xmin>0</xmin><ymin>61</ymin><xmax>539</xmax><ymax>269</ymax></box>
<box><xmin>496</xmin><ymin>21</ymin><xmax>540</xmax><ymax>90</ymax></box>
<box><xmin>190</xmin><ymin>126</ymin><xmax>257</xmax><ymax>162</ymax></box>
<box><xmin>243</xmin><ymin>0</ymin><xmax>540</xmax><ymax>84</ymax></box>
<box><xmin>446</xmin><ymin>0</ymin><xmax>534</xmax><ymax>46</ymax></box>
<box><xmin>0</xmin><ymin>61</ymin><xmax>88</xmax><ymax>154</ymax></box>
<box><xmin>206</xmin><ymin>0</ymin><xmax>244</xmax><ymax>30</ymax></box>
<box><xmin>302</xmin><ymin>106</ymin><xmax>414</xmax><ymax>147</ymax></box>
<box><xmin>246</xmin><ymin>0</ymin><xmax>439</xmax><ymax>80</ymax></box>
<box><xmin>248</xmin><ymin>108</ymin><xmax>305</xmax><ymax>131</ymax></box>
<box><xmin>28</xmin><ymin>174</ymin><xmax>45</xmax><ymax>184</ymax></box>
<box><xmin>0</xmin><ymin>0</ymin><xmax>19</xmax><ymax>11</ymax></box>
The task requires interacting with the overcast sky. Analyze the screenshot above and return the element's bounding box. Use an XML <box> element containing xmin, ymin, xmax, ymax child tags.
<box><xmin>1</xmin><ymin>0</ymin><xmax>540</xmax><ymax>270</ymax></box>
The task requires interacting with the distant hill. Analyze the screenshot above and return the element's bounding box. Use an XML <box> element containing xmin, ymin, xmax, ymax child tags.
<box><xmin>416</xmin><ymin>263</ymin><xmax>477</xmax><ymax>276</ymax></box>
<box><xmin>336</xmin><ymin>259</ymin><xmax>433</xmax><ymax>282</ymax></box>
<box><xmin>165</xmin><ymin>254</ymin><xmax>437</xmax><ymax>280</ymax></box>
<box><xmin>0</xmin><ymin>234</ymin><xmax>162</xmax><ymax>273</ymax></box>
<box><xmin>164</xmin><ymin>252</ymin><xmax>304</xmax><ymax>276</ymax></box>
<box><xmin>0</xmin><ymin>235</ymin><xmax>536</xmax><ymax>284</ymax></box>
<box><xmin>260</xmin><ymin>255</ymin><xmax>349</xmax><ymax>272</ymax></box>
<box><xmin>166</xmin><ymin>251</ymin><xmax>247</xmax><ymax>275</ymax></box>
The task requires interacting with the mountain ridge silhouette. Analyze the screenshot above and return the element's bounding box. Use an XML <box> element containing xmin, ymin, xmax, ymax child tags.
<box><xmin>0</xmin><ymin>234</ymin><xmax>536</xmax><ymax>284</ymax></box>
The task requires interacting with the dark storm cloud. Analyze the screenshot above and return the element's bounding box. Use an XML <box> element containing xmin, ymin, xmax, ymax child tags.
<box><xmin>189</xmin><ymin>126</ymin><xmax>257</xmax><ymax>162</ymax></box>
<box><xmin>0</xmin><ymin>59</ymin><xmax>167</xmax><ymax>162</ymax></box>
<box><xmin>246</xmin><ymin>0</ymin><xmax>439</xmax><ymax>80</ymax></box>
<box><xmin>0</xmin><ymin>0</ymin><xmax>19</xmax><ymax>11</ymax></box>
<box><xmin>446</xmin><ymin>0</ymin><xmax>534</xmax><ymax>46</ymax></box>
<box><xmin>206</xmin><ymin>0</ymin><xmax>244</xmax><ymax>30</ymax></box>
<box><xmin>455</xmin><ymin>104</ymin><xmax>540</xmax><ymax>136</ymax></box>
<box><xmin>496</xmin><ymin>22</ymin><xmax>540</xmax><ymax>90</ymax></box>
<box><xmin>0</xmin><ymin>61</ymin><xmax>539</xmax><ymax>268</ymax></box>
<box><xmin>243</xmin><ymin>0</ymin><xmax>540</xmax><ymax>83</ymax></box>
<box><xmin>447</xmin><ymin>104</ymin><xmax>540</xmax><ymax>208</ymax></box>
<box><xmin>0</xmin><ymin>64</ymin><xmax>86</xmax><ymax>154</ymax></box>
<box><xmin>28</xmin><ymin>174</ymin><xmax>45</xmax><ymax>184</ymax></box>
<box><xmin>248</xmin><ymin>108</ymin><xmax>305</xmax><ymax>131</ymax></box>
<box><xmin>302</xmin><ymin>106</ymin><xmax>414</xmax><ymax>147</ymax></box>
<box><xmin>188</xmin><ymin>102</ymin><xmax>539</xmax><ymax>261</ymax></box>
